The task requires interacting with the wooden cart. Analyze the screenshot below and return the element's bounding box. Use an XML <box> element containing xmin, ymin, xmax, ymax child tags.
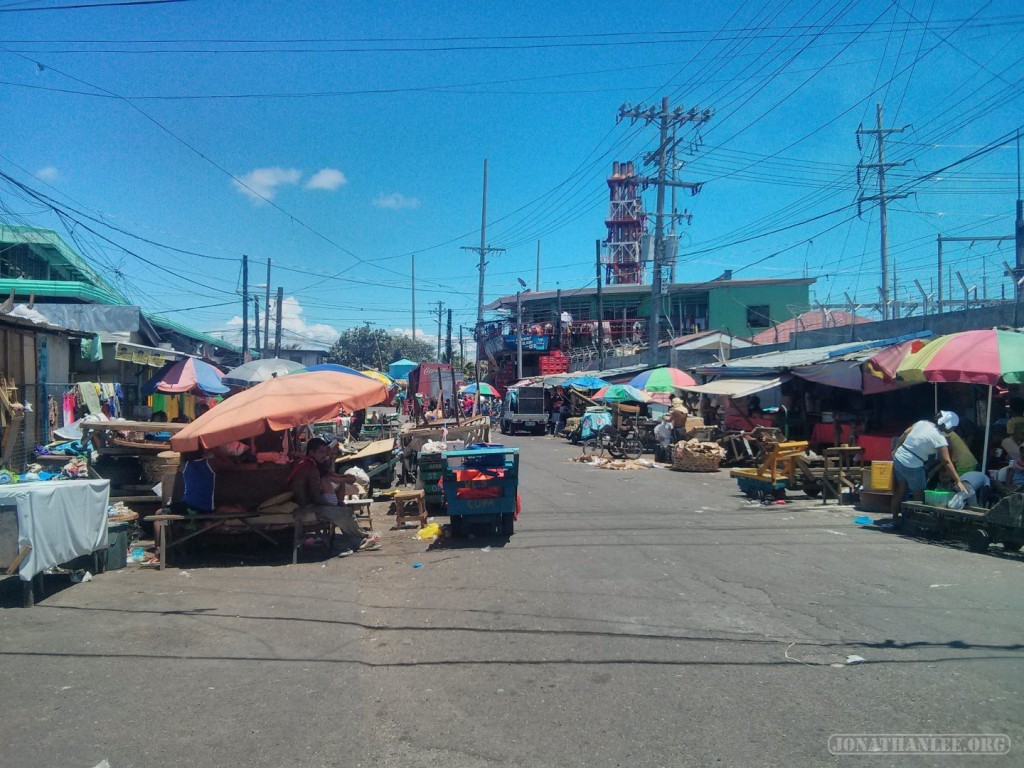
<box><xmin>901</xmin><ymin>495</ymin><xmax>1024</xmax><ymax>553</ymax></box>
<box><xmin>730</xmin><ymin>440</ymin><xmax>809</xmax><ymax>500</ymax></box>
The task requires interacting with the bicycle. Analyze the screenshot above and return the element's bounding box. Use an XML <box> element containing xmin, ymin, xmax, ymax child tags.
<box><xmin>581</xmin><ymin>425</ymin><xmax>643</xmax><ymax>461</ymax></box>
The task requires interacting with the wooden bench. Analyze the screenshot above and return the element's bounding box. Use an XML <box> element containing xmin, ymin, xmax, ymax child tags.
<box><xmin>144</xmin><ymin>512</ymin><xmax>271</xmax><ymax>570</ymax></box>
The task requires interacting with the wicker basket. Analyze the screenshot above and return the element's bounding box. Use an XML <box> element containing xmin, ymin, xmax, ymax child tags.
<box><xmin>671</xmin><ymin>450</ymin><xmax>721</xmax><ymax>472</ymax></box>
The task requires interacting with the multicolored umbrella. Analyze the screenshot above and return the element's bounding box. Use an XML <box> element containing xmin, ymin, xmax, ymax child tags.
<box><xmin>170</xmin><ymin>371</ymin><xmax>389</xmax><ymax>452</ymax></box>
<box><xmin>628</xmin><ymin>367</ymin><xmax>697</xmax><ymax>392</ymax></box>
<box><xmin>564</xmin><ymin>375</ymin><xmax>609</xmax><ymax>390</ymax></box>
<box><xmin>360</xmin><ymin>369</ymin><xmax>397</xmax><ymax>388</ymax></box>
<box><xmin>864</xmin><ymin>339</ymin><xmax>928</xmax><ymax>383</ymax></box>
<box><xmin>142</xmin><ymin>358</ymin><xmax>229</xmax><ymax>396</ymax></box>
<box><xmin>894</xmin><ymin>329</ymin><xmax>1024</xmax><ymax>473</ymax></box>
<box><xmin>895</xmin><ymin>329</ymin><xmax>1024</xmax><ymax>386</ymax></box>
<box><xmin>461</xmin><ymin>382</ymin><xmax>501</xmax><ymax>397</ymax></box>
<box><xmin>593</xmin><ymin>384</ymin><xmax>651</xmax><ymax>404</ymax></box>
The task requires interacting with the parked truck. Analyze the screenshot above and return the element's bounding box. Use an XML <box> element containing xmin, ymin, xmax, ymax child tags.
<box><xmin>500</xmin><ymin>386</ymin><xmax>547</xmax><ymax>436</ymax></box>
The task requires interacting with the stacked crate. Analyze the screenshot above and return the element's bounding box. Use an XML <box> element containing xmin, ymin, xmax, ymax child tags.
<box><xmin>418</xmin><ymin>452</ymin><xmax>446</xmax><ymax>511</ymax></box>
<box><xmin>538</xmin><ymin>354</ymin><xmax>569</xmax><ymax>375</ymax></box>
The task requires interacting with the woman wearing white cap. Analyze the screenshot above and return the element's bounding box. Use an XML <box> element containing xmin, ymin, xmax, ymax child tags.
<box><xmin>890</xmin><ymin>411</ymin><xmax>968</xmax><ymax>525</ymax></box>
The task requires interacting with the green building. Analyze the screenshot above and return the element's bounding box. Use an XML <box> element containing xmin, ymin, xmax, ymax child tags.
<box><xmin>481</xmin><ymin>276</ymin><xmax>813</xmax><ymax>384</ymax></box>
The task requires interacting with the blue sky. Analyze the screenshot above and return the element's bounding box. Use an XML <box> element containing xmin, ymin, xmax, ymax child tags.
<box><xmin>2</xmin><ymin>0</ymin><xmax>1022</xmax><ymax>349</ymax></box>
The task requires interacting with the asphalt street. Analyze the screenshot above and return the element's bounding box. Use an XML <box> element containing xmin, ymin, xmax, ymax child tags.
<box><xmin>1</xmin><ymin>433</ymin><xmax>1022</xmax><ymax>767</ymax></box>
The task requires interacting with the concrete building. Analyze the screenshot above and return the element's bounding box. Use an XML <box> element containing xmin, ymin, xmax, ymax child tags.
<box><xmin>482</xmin><ymin>276</ymin><xmax>812</xmax><ymax>385</ymax></box>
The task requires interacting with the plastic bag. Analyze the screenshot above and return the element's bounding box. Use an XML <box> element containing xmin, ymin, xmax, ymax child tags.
<box><xmin>947</xmin><ymin>490</ymin><xmax>968</xmax><ymax>510</ymax></box>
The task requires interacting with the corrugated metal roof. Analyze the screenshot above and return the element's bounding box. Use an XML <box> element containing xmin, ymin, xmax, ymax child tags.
<box><xmin>695</xmin><ymin>332</ymin><xmax>932</xmax><ymax>377</ymax></box>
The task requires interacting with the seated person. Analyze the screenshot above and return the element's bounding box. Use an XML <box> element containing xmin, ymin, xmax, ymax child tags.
<box><xmin>288</xmin><ymin>438</ymin><xmax>375</xmax><ymax>556</ymax></box>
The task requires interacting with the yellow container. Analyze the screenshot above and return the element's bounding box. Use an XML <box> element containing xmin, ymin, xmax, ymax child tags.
<box><xmin>871</xmin><ymin>461</ymin><xmax>894</xmax><ymax>491</ymax></box>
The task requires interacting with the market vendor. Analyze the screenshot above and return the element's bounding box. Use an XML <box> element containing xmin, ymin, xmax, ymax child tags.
<box><xmin>288</xmin><ymin>437</ymin><xmax>373</xmax><ymax>556</ymax></box>
<box><xmin>890</xmin><ymin>411</ymin><xmax>968</xmax><ymax>524</ymax></box>
<box><xmin>667</xmin><ymin>398</ymin><xmax>689</xmax><ymax>439</ymax></box>
<box><xmin>653</xmin><ymin>413</ymin><xmax>675</xmax><ymax>462</ymax></box>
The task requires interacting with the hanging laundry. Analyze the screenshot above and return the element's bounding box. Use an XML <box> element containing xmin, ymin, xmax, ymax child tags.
<box><xmin>80</xmin><ymin>335</ymin><xmax>103</xmax><ymax>362</ymax></box>
<box><xmin>78</xmin><ymin>382</ymin><xmax>102</xmax><ymax>415</ymax></box>
<box><xmin>62</xmin><ymin>391</ymin><xmax>75</xmax><ymax>426</ymax></box>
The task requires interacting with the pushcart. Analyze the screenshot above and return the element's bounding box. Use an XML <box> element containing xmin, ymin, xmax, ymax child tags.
<box><xmin>441</xmin><ymin>447</ymin><xmax>520</xmax><ymax>537</ymax></box>
<box><xmin>900</xmin><ymin>495</ymin><xmax>1024</xmax><ymax>553</ymax></box>
<box><xmin>729</xmin><ymin>440</ymin><xmax>808</xmax><ymax>500</ymax></box>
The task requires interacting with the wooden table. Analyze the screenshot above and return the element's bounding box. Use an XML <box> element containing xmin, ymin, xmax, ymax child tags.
<box><xmin>821</xmin><ymin>446</ymin><xmax>865</xmax><ymax>505</ymax></box>
<box><xmin>143</xmin><ymin>511</ymin><xmax>274</xmax><ymax>570</ymax></box>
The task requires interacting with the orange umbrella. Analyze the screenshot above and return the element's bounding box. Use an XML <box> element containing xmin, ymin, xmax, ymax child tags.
<box><xmin>170</xmin><ymin>371</ymin><xmax>388</xmax><ymax>452</ymax></box>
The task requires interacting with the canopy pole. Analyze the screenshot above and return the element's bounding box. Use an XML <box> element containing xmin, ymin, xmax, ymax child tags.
<box><xmin>934</xmin><ymin>382</ymin><xmax>938</xmax><ymax>413</ymax></box>
<box><xmin>981</xmin><ymin>385</ymin><xmax>993</xmax><ymax>474</ymax></box>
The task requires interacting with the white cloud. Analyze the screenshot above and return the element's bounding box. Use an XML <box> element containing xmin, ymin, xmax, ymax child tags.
<box><xmin>36</xmin><ymin>166</ymin><xmax>59</xmax><ymax>182</ymax></box>
<box><xmin>233</xmin><ymin>167</ymin><xmax>301</xmax><ymax>203</ymax></box>
<box><xmin>224</xmin><ymin>296</ymin><xmax>339</xmax><ymax>348</ymax></box>
<box><xmin>373</xmin><ymin>191</ymin><xmax>420</xmax><ymax>210</ymax></box>
<box><xmin>305</xmin><ymin>168</ymin><xmax>347</xmax><ymax>190</ymax></box>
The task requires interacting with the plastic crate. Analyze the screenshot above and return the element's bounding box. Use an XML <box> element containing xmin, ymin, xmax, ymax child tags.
<box><xmin>923</xmin><ymin>489</ymin><xmax>954</xmax><ymax>507</ymax></box>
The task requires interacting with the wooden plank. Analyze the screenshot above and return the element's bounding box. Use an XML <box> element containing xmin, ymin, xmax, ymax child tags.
<box><xmin>338</xmin><ymin>438</ymin><xmax>396</xmax><ymax>463</ymax></box>
<box><xmin>5</xmin><ymin>543</ymin><xmax>31</xmax><ymax>575</ymax></box>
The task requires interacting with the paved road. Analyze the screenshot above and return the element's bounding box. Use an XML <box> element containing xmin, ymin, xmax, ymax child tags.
<box><xmin>2</xmin><ymin>434</ymin><xmax>1022</xmax><ymax>767</ymax></box>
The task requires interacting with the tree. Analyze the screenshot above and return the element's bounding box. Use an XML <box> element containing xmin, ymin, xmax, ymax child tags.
<box><xmin>327</xmin><ymin>327</ymin><xmax>435</xmax><ymax>370</ymax></box>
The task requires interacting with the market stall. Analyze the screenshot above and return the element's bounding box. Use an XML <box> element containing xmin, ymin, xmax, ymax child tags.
<box><xmin>166</xmin><ymin>370</ymin><xmax>390</xmax><ymax>565</ymax></box>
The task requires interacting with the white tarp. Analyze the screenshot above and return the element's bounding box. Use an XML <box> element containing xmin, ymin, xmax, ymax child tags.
<box><xmin>682</xmin><ymin>376</ymin><xmax>788</xmax><ymax>398</ymax></box>
<box><xmin>1</xmin><ymin>480</ymin><xmax>109</xmax><ymax>580</ymax></box>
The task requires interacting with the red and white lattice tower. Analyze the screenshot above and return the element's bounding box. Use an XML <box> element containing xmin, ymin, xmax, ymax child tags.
<box><xmin>603</xmin><ymin>161</ymin><xmax>647</xmax><ymax>285</ymax></box>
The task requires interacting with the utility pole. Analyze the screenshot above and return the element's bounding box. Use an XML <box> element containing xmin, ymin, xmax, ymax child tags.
<box><xmin>596</xmin><ymin>240</ymin><xmax>605</xmax><ymax>371</ymax></box>
<box><xmin>461</xmin><ymin>160</ymin><xmax>504</xmax><ymax>411</ymax></box>
<box><xmin>274</xmin><ymin>287</ymin><xmax>283</xmax><ymax>357</ymax></box>
<box><xmin>536</xmin><ymin>240</ymin><xmax>541</xmax><ymax>292</ymax></box>
<box><xmin>857</xmin><ymin>102</ymin><xmax>908</xmax><ymax>321</ymax></box>
<box><xmin>459</xmin><ymin>326</ymin><xmax>464</xmax><ymax>368</ymax></box>
<box><xmin>264</xmin><ymin>258</ymin><xmax>271</xmax><ymax>354</ymax></box>
<box><xmin>241</xmin><ymin>253</ymin><xmax>249</xmax><ymax>360</ymax></box>
<box><xmin>445</xmin><ymin>308</ymin><xmax>453</xmax><ymax>364</ymax></box>
<box><xmin>618</xmin><ymin>98</ymin><xmax>712</xmax><ymax>364</ymax></box>
<box><xmin>411</xmin><ymin>253</ymin><xmax>416</xmax><ymax>342</ymax></box>
<box><xmin>433</xmin><ymin>301</ymin><xmax>444</xmax><ymax>361</ymax></box>
<box><xmin>1016</xmin><ymin>128</ymin><xmax>1024</xmax><ymax>298</ymax></box>
<box><xmin>253</xmin><ymin>297</ymin><xmax>261</xmax><ymax>356</ymax></box>
<box><xmin>516</xmin><ymin>290</ymin><xmax>524</xmax><ymax>380</ymax></box>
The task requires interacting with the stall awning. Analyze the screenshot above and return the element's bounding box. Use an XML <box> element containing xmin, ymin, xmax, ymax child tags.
<box><xmin>683</xmin><ymin>376</ymin><xmax>788</xmax><ymax>398</ymax></box>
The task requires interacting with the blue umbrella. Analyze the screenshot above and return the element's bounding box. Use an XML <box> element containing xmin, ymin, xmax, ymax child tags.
<box><xmin>564</xmin><ymin>375</ymin><xmax>609</xmax><ymax>390</ymax></box>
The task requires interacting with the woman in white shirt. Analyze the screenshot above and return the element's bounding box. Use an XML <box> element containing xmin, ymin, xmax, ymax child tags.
<box><xmin>891</xmin><ymin>411</ymin><xmax>967</xmax><ymax>524</ymax></box>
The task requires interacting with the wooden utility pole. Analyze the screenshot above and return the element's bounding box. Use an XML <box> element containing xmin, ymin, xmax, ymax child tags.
<box><xmin>241</xmin><ymin>253</ymin><xmax>249</xmax><ymax>359</ymax></box>
<box><xmin>857</xmin><ymin>103</ymin><xmax>907</xmax><ymax>320</ymax></box>
<box><xmin>411</xmin><ymin>252</ymin><xmax>416</xmax><ymax>341</ymax></box>
<box><xmin>274</xmin><ymin>287</ymin><xmax>283</xmax><ymax>356</ymax></box>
